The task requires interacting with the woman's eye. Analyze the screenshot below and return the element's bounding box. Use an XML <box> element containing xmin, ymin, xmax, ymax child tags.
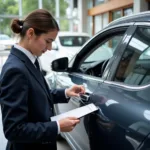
<box><xmin>46</xmin><ymin>40</ymin><xmax>50</xmax><ymax>44</ymax></box>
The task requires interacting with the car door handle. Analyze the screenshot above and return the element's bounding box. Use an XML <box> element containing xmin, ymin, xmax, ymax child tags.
<box><xmin>80</xmin><ymin>92</ymin><xmax>90</xmax><ymax>103</ymax></box>
<box><xmin>95</xmin><ymin>107</ymin><xmax>110</xmax><ymax>123</ymax></box>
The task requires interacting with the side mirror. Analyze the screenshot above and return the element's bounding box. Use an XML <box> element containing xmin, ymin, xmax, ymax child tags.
<box><xmin>51</xmin><ymin>57</ymin><xmax>68</xmax><ymax>72</ymax></box>
<box><xmin>52</xmin><ymin>41</ymin><xmax>58</xmax><ymax>50</ymax></box>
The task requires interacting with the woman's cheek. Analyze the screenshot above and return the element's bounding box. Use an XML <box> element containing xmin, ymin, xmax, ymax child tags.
<box><xmin>38</xmin><ymin>41</ymin><xmax>45</xmax><ymax>48</ymax></box>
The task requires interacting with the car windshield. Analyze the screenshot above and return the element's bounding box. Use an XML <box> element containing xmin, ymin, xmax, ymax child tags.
<box><xmin>0</xmin><ymin>35</ymin><xmax>11</xmax><ymax>40</ymax></box>
<box><xmin>59</xmin><ymin>36</ymin><xmax>89</xmax><ymax>47</ymax></box>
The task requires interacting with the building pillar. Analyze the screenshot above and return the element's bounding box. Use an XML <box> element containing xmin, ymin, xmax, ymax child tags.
<box><xmin>56</xmin><ymin>0</ymin><xmax>60</xmax><ymax>25</ymax></box>
<box><xmin>38</xmin><ymin>0</ymin><xmax>42</xmax><ymax>9</ymax></box>
<box><xmin>78</xmin><ymin>0</ymin><xmax>87</xmax><ymax>33</ymax></box>
<box><xmin>69</xmin><ymin>0</ymin><xmax>73</xmax><ymax>32</ymax></box>
<box><xmin>134</xmin><ymin>0</ymin><xmax>148</xmax><ymax>13</ymax></box>
<box><xmin>19</xmin><ymin>0</ymin><xmax>22</xmax><ymax>19</ymax></box>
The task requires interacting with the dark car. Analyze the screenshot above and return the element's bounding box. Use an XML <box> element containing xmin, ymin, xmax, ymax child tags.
<box><xmin>45</xmin><ymin>11</ymin><xmax>150</xmax><ymax>150</ymax></box>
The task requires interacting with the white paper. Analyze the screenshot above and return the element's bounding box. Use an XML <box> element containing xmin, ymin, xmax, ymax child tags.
<box><xmin>50</xmin><ymin>103</ymin><xmax>98</xmax><ymax>121</ymax></box>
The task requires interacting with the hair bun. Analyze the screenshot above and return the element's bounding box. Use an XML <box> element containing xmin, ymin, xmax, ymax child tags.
<box><xmin>18</xmin><ymin>20</ymin><xmax>24</xmax><ymax>26</ymax></box>
<box><xmin>11</xmin><ymin>19</ymin><xmax>24</xmax><ymax>34</ymax></box>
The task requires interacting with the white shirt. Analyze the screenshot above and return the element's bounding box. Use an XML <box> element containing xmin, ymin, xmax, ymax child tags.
<box><xmin>14</xmin><ymin>44</ymin><xmax>61</xmax><ymax>134</ymax></box>
<box><xmin>14</xmin><ymin>44</ymin><xmax>36</xmax><ymax>64</ymax></box>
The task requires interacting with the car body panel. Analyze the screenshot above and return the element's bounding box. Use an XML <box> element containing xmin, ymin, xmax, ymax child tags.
<box><xmin>137</xmin><ymin>133</ymin><xmax>150</xmax><ymax>150</ymax></box>
<box><xmin>48</xmin><ymin>72</ymin><xmax>102</xmax><ymax>150</ymax></box>
<box><xmin>89</xmin><ymin>81</ymin><xmax>150</xmax><ymax>150</ymax></box>
<box><xmin>46</xmin><ymin>24</ymin><xmax>133</xmax><ymax>150</ymax></box>
<box><xmin>0</xmin><ymin>34</ymin><xmax>15</xmax><ymax>51</ymax></box>
<box><xmin>46</xmin><ymin>12</ymin><xmax>150</xmax><ymax>150</ymax></box>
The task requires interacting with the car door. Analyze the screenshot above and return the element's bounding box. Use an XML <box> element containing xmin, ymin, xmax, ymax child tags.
<box><xmin>48</xmin><ymin>24</ymin><xmax>134</xmax><ymax>150</ymax></box>
<box><xmin>89</xmin><ymin>23</ymin><xmax>150</xmax><ymax>150</ymax></box>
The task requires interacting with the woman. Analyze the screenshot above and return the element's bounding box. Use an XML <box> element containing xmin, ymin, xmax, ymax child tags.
<box><xmin>0</xmin><ymin>9</ymin><xmax>85</xmax><ymax>150</ymax></box>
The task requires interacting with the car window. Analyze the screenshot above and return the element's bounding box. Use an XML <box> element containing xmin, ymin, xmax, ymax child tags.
<box><xmin>0</xmin><ymin>34</ymin><xmax>10</xmax><ymax>40</ymax></box>
<box><xmin>79</xmin><ymin>34</ymin><xmax>124</xmax><ymax>77</ymax></box>
<box><xmin>114</xmin><ymin>27</ymin><xmax>150</xmax><ymax>86</ymax></box>
<box><xmin>59</xmin><ymin>36</ymin><xmax>89</xmax><ymax>46</ymax></box>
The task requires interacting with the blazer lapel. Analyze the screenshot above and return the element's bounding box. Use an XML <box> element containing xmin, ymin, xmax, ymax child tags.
<box><xmin>11</xmin><ymin>47</ymin><xmax>53</xmax><ymax>105</ymax></box>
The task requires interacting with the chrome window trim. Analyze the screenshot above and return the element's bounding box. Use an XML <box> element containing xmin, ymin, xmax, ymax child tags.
<box><xmin>134</xmin><ymin>22</ymin><xmax>150</xmax><ymax>26</ymax></box>
<box><xmin>104</xmin><ymin>80</ymin><xmax>150</xmax><ymax>90</ymax></box>
<box><xmin>70</xmin><ymin>72</ymin><xmax>104</xmax><ymax>82</ymax></box>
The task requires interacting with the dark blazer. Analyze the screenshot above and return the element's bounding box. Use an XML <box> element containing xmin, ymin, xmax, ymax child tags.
<box><xmin>0</xmin><ymin>46</ymin><xmax>68</xmax><ymax>150</ymax></box>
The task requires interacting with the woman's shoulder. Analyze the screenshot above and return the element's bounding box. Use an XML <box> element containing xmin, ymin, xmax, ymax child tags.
<box><xmin>1</xmin><ymin>54</ymin><xmax>28</xmax><ymax>77</ymax></box>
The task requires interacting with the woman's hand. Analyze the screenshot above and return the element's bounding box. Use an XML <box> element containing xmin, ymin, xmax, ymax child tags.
<box><xmin>59</xmin><ymin>117</ymin><xmax>80</xmax><ymax>132</ymax></box>
<box><xmin>66</xmin><ymin>85</ymin><xmax>85</xmax><ymax>97</ymax></box>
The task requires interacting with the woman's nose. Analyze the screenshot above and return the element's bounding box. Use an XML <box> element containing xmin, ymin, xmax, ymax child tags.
<box><xmin>47</xmin><ymin>44</ymin><xmax>52</xmax><ymax>51</ymax></box>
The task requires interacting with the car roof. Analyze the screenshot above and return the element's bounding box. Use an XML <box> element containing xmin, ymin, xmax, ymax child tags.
<box><xmin>107</xmin><ymin>11</ymin><xmax>150</xmax><ymax>27</ymax></box>
<box><xmin>58</xmin><ymin>31</ymin><xmax>90</xmax><ymax>37</ymax></box>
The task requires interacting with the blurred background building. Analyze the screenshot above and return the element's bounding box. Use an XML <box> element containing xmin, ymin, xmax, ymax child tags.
<box><xmin>85</xmin><ymin>0</ymin><xmax>149</xmax><ymax>36</ymax></box>
<box><xmin>0</xmin><ymin>0</ymin><xmax>150</xmax><ymax>37</ymax></box>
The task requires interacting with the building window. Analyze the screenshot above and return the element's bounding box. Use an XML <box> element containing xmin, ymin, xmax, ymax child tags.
<box><xmin>87</xmin><ymin>0</ymin><xmax>93</xmax><ymax>9</ymax></box>
<box><xmin>112</xmin><ymin>10</ymin><xmax>122</xmax><ymax>21</ymax></box>
<box><xmin>93</xmin><ymin>13</ymin><xmax>109</xmax><ymax>35</ymax></box>
<box><xmin>87</xmin><ymin>16</ymin><xmax>93</xmax><ymax>36</ymax></box>
<box><xmin>94</xmin><ymin>0</ymin><xmax>105</xmax><ymax>6</ymax></box>
<box><xmin>111</xmin><ymin>7</ymin><xmax>133</xmax><ymax>21</ymax></box>
<box><xmin>124</xmin><ymin>8</ymin><xmax>133</xmax><ymax>16</ymax></box>
<box><xmin>94</xmin><ymin>15</ymin><xmax>102</xmax><ymax>34</ymax></box>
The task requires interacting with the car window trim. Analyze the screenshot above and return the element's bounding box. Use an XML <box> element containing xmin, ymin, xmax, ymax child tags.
<box><xmin>134</xmin><ymin>22</ymin><xmax>150</xmax><ymax>26</ymax></box>
<box><xmin>69</xmin><ymin>72</ymin><xmax>104</xmax><ymax>83</ymax></box>
<box><xmin>68</xmin><ymin>23</ymin><xmax>134</xmax><ymax>68</ymax></box>
<box><xmin>68</xmin><ymin>25</ymin><xmax>134</xmax><ymax>86</ymax></box>
<box><xmin>67</xmin><ymin>23</ymin><xmax>136</xmax><ymax>84</ymax></box>
<box><xmin>104</xmin><ymin>80</ymin><xmax>150</xmax><ymax>90</ymax></box>
<box><xmin>71</xmin><ymin>23</ymin><xmax>134</xmax><ymax>71</ymax></box>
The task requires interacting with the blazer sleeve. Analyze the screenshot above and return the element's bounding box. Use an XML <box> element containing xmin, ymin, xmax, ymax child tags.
<box><xmin>50</xmin><ymin>89</ymin><xmax>69</xmax><ymax>104</ymax></box>
<box><xmin>0</xmin><ymin>67</ymin><xmax>58</xmax><ymax>143</ymax></box>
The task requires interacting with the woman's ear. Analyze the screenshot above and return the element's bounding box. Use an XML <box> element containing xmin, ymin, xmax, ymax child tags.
<box><xmin>26</xmin><ymin>28</ymin><xmax>34</xmax><ymax>40</ymax></box>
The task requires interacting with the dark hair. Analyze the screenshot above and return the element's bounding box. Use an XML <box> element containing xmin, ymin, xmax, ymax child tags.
<box><xmin>11</xmin><ymin>9</ymin><xmax>59</xmax><ymax>38</ymax></box>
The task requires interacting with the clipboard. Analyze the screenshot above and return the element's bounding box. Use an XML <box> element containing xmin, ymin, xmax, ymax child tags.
<box><xmin>50</xmin><ymin>103</ymin><xmax>98</xmax><ymax>121</ymax></box>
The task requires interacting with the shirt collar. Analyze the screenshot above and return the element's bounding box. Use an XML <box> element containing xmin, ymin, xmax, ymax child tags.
<box><xmin>14</xmin><ymin>44</ymin><xmax>37</xmax><ymax>64</ymax></box>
